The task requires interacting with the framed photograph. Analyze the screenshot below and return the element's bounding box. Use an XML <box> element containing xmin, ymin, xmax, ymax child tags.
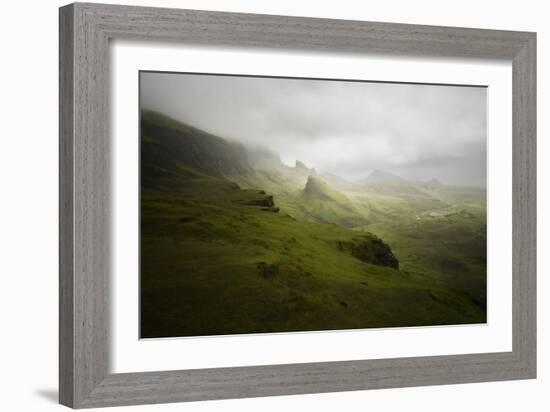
<box><xmin>59</xmin><ymin>2</ymin><xmax>536</xmax><ymax>408</ymax></box>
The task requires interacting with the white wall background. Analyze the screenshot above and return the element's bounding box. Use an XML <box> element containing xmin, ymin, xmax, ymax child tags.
<box><xmin>0</xmin><ymin>0</ymin><xmax>546</xmax><ymax>411</ymax></box>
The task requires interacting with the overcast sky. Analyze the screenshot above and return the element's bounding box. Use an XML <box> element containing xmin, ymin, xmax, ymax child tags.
<box><xmin>140</xmin><ymin>72</ymin><xmax>487</xmax><ymax>187</ymax></box>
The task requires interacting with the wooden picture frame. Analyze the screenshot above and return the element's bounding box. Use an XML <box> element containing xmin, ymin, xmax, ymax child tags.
<box><xmin>59</xmin><ymin>2</ymin><xmax>536</xmax><ymax>408</ymax></box>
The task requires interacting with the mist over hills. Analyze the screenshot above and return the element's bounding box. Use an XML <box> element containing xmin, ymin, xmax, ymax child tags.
<box><xmin>142</xmin><ymin>110</ymin><xmax>481</xmax><ymax>194</ymax></box>
<box><xmin>140</xmin><ymin>110</ymin><xmax>487</xmax><ymax>338</ymax></box>
<box><xmin>140</xmin><ymin>71</ymin><xmax>487</xmax><ymax>187</ymax></box>
<box><xmin>142</xmin><ymin>110</ymin><xmax>485</xmax><ymax>227</ymax></box>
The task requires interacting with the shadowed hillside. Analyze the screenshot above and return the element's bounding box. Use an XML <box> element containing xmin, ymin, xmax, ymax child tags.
<box><xmin>141</xmin><ymin>110</ymin><xmax>252</xmax><ymax>184</ymax></box>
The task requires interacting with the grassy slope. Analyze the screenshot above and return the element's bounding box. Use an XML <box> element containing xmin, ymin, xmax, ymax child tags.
<box><xmin>141</xmin><ymin>174</ymin><xmax>485</xmax><ymax>338</ymax></box>
<box><xmin>140</xmin><ymin>111</ymin><xmax>487</xmax><ymax>338</ymax></box>
<box><xmin>346</xmin><ymin>181</ymin><xmax>487</xmax><ymax>309</ymax></box>
<box><xmin>233</xmin><ymin>173</ymin><xmax>372</xmax><ymax>228</ymax></box>
<box><xmin>359</xmin><ymin>204</ymin><xmax>487</xmax><ymax>309</ymax></box>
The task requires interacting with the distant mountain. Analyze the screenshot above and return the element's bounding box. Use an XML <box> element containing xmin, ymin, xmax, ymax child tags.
<box><xmin>351</xmin><ymin>169</ymin><xmax>424</xmax><ymax>196</ymax></box>
<box><xmin>422</xmin><ymin>178</ymin><xmax>443</xmax><ymax>190</ymax></box>
<box><xmin>320</xmin><ymin>173</ymin><xmax>354</xmax><ymax>191</ymax></box>
<box><xmin>366</xmin><ymin>169</ymin><xmax>404</xmax><ymax>183</ymax></box>
<box><xmin>427</xmin><ymin>178</ymin><xmax>442</xmax><ymax>185</ymax></box>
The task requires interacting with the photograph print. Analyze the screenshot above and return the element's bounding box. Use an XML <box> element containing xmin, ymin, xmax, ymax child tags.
<box><xmin>139</xmin><ymin>72</ymin><xmax>487</xmax><ymax>339</ymax></box>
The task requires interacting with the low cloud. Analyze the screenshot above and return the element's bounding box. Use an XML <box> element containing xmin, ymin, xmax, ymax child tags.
<box><xmin>141</xmin><ymin>72</ymin><xmax>487</xmax><ymax>187</ymax></box>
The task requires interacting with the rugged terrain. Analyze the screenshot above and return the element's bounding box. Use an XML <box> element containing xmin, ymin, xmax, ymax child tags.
<box><xmin>140</xmin><ymin>111</ymin><xmax>487</xmax><ymax>338</ymax></box>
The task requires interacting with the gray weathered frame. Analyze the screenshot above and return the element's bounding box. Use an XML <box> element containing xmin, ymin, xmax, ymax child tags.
<box><xmin>59</xmin><ymin>2</ymin><xmax>536</xmax><ymax>409</ymax></box>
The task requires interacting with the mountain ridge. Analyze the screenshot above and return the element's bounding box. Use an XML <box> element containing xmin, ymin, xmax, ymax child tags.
<box><xmin>141</xmin><ymin>110</ymin><xmax>252</xmax><ymax>182</ymax></box>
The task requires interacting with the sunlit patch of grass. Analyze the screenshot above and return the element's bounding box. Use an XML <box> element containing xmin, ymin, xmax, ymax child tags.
<box><xmin>140</xmin><ymin>178</ymin><xmax>486</xmax><ymax>338</ymax></box>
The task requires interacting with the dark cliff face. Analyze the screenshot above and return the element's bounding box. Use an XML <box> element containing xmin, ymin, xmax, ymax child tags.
<box><xmin>351</xmin><ymin>237</ymin><xmax>399</xmax><ymax>270</ymax></box>
<box><xmin>337</xmin><ymin>236</ymin><xmax>399</xmax><ymax>270</ymax></box>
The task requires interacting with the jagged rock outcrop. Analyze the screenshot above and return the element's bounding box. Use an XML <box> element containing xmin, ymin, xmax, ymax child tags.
<box><xmin>295</xmin><ymin>160</ymin><xmax>317</xmax><ymax>176</ymax></box>
<box><xmin>236</xmin><ymin>195</ymin><xmax>275</xmax><ymax>207</ymax></box>
<box><xmin>303</xmin><ymin>175</ymin><xmax>347</xmax><ymax>203</ymax></box>
<box><xmin>337</xmin><ymin>236</ymin><xmax>399</xmax><ymax>269</ymax></box>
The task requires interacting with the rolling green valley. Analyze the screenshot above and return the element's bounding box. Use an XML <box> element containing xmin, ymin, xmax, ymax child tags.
<box><xmin>140</xmin><ymin>110</ymin><xmax>487</xmax><ymax>338</ymax></box>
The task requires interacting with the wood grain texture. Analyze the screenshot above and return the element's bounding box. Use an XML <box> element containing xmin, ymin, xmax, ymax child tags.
<box><xmin>512</xmin><ymin>34</ymin><xmax>537</xmax><ymax>373</ymax></box>
<box><xmin>59</xmin><ymin>2</ymin><xmax>537</xmax><ymax>408</ymax></box>
<box><xmin>59</xmin><ymin>4</ymin><xmax>75</xmax><ymax>407</ymax></box>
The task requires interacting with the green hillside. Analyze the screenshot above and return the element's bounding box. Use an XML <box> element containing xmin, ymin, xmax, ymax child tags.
<box><xmin>140</xmin><ymin>111</ymin><xmax>487</xmax><ymax>338</ymax></box>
